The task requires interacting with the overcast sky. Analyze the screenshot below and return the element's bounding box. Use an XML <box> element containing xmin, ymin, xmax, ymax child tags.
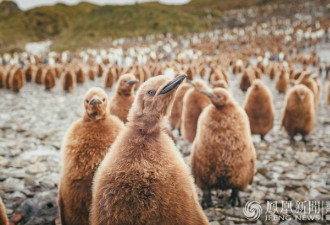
<box><xmin>13</xmin><ymin>0</ymin><xmax>190</xmax><ymax>10</ymax></box>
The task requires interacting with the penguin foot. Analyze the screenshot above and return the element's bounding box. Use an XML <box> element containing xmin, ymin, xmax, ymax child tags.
<box><xmin>201</xmin><ymin>190</ymin><xmax>212</xmax><ymax>209</ymax></box>
<box><xmin>229</xmin><ymin>189</ymin><xmax>241</xmax><ymax>207</ymax></box>
<box><xmin>290</xmin><ymin>136</ymin><xmax>295</xmax><ymax>144</ymax></box>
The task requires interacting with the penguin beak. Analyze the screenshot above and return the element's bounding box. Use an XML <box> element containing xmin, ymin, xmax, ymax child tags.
<box><xmin>90</xmin><ymin>98</ymin><xmax>102</xmax><ymax>106</ymax></box>
<box><xmin>200</xmin><ymin>90</ymin><xmax>214</xmax><ymax>99</ymax></box>
<box><xmin>159</xmin><ymin>74</ymin><xmax>187</xmax><ymax>95</ymax></box>
<box><xmin>128</xmin><ymin>79</ymin><xmax>139</xmax><ymax>85</ymax></box>
<box><xmin>298</xmin><ymin>94</ymin><xmax>305</xmax><ymax>102</ymax></box>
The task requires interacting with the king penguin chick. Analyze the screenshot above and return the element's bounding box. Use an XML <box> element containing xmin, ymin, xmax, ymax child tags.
<box><xmin>109</xmin><ymin>74</ymin><xmax>138</xmax><ymax>123</ymax></box>
<box><xmin>244</xmin><ymin>79</ymin><xmax>274</xmax><ymax>141</ymax></box>
<box><xmin>8</xmin><ymin>67</ymin><xmax>24</xmax><ymax>92</ymax></box>
<box><xmin>181</xmin><ymin>80</ymin><xmax>210</xmax><ymax>142</ymax></box>
<box><xmin>91</xmin><ymin>74</ymin><xmax>209</xmax><ymax>225</ymax></box>
<box><xmin>42</xmin><ymin>68</ymin><xmax>56</xmax><ymax>90</ymax></box>
<box><xmin>191</xmin><ymin>88</ymin><xmax>256</xmax><ymax>208</ymax></box>
<box><xmin>168</xmin><ymin>81</ymin><xmax>192</xmax><ymax>131</ymax></box>
<box><xmin>0</xmin><ymin>197</ymin><xmax>8</xmax><ymax>225</ymax></box>
<box><xmin>281</xmin><ymin>84</ymin><xmax>315</xmax><ymax>143</ymax></box>
<box><xmin>61</xmin><ymin>70</ymin><xmax>76</xmax><ymax>92</ymax></box>
<box><xmin>275</xmin><ymin>70</ymin><xmax>289</xmax><ymax>93</ymax></box>
<box><xmin>58</xmin><ymin>87</ymin><xmax>124</xmax><ymax>225</ymax></box>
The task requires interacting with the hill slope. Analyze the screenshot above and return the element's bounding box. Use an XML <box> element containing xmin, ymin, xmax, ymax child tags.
<box><xmin>0</xmin><ymin>0</ymin><xmax>276</xmax><ymax>52</ymax></box>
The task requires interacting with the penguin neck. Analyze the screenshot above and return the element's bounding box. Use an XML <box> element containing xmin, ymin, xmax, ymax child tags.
<box><xmin>128</xmin><ymin>114</ymin><xmax>164</xmax><ymax>135</ymax></box>
<box><xmin>83</xmin><ymin>112</ymin><xmax>107</xmax><ymax>122</ymax></box>
<box><xmin>117</xmin><ymin>88</ymin><xmax>133</xmax><ymax>97</ymax></box>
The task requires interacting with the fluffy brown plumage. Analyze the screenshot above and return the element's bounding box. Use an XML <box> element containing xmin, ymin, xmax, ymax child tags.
<box><xmin>296</xmin><ymin>73</ymin><xmax>319</xmax><ymax>108</ymax></box>
<box><xmin>35</xmin><ymin>67</ymin><xmax>43</xmax><ymax>84</ymax></box>
<box><xmin>275</xmin><ymin>70</ymin><xmax>289</xmax><ymax>93</ymax></box>
<box><xmin>244</xmin><ymin>79</ymin><xmax>274</xmax><ymax>141</ymax></box>
<box><xmin>58</xmin><ymin>87</ymin><xmax>124</xmax><ymax>225</ymax></box>
<box><xmin>103</xmin><ymin>67</ymin><xmax>117</xmax><ymax>88</ymax></box>
<box><xmin>9</xmin><ymin>67</ymin><xmax>24</xmax><ymax>92</ymax></box>
<box><xmin>0</xmin><ymin>68</ymin><xmax>4</xmax><ymax>88</ymax></box>
<box><xmin>109</xmin><ymin>74</ymin><xmax>138</xmax><ymax>123</ymax></box>
<box><xmin>42</xmin><ymin>68</ymin><xmax>56</xmax><ymax>90</ymax></box>
<box><xmin>191</xmin><ymin>88</ymin><xmax>256</xmax><ymax>207</ymax></box>
<box><xmin>91</xmin><ymin>75</ymin><xmax>209</xmax><ymax>225</ymax></box>
<box><xmin>181</xmin><ymin>80</ymin><xmax>210</xmax><ymax>142</ymax></box>
<box><xmin>2</xmin><ymin>68</ymin><xmax>10</xmax><ymax>89</ymax></box>
<box><xmin>61</xmin><ymin>70</ymin><xmax>76</xmax><ymax>92</ymax></box>
<box><xmin>88</xmin><ymin>68</ymin><xmax>97</xmax><ymax>80</ymax></box>
<box><xmin>24</xmin><ymin>65</ymin><xmax>34</xmax><ymax>82</ymax></box>
<box><xmin>97</xmin><ymin>64</ymin><xmax>104</xmax><ymax>77</ymax></box>
<box><xmin>281</xmin><ymin>85</ymin><xmax>315</xmax><ymax>142</ymax></box>
<box><xmin>76</xmin><ymin>67</ymin><xmax>87</xmax><ymax>83</ymax></box>
<box><xmin>239</xmin><ymin>70</ymin><xmax>254</xmax><ymax>92</ymax></box>
<box><xmin>0</xmin><ymin>197</ymin><xmax>8</xmax><ymax>225</ymax></box>
<box><xmin>168</xmin><ymin>82</ymin><xmax>192</xmax><ymax>131</ymax></box>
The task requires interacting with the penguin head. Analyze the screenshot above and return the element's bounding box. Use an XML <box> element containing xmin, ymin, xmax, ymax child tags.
<box><xmin>117</xmin><ymin>73</ymin><xmax>139</xmax><ymax>96</ymax></box>
<box><xmin>130</xmin><ymin>74</ymin><xmax>186</xmax><ymax>120</ymax></box>
<box><xmin>251</xmin><ymin>79</ymin><xmax>263</xmax><ymax>90</ymax></box>
<box><xmin>294</xmin><ymin>85</ymin><xmax>309</xmax><ymax>102</ymax></box>
<box><xmin>200</xmin><ymin>88</ymin><xmax>231</xmax><ymax>109</ymax></box>
<box><xmin>83</xmin><ymin>87</ymin><xmax>108</xmax><ymax>121</ymax></box>
<box><xmin>211</xmin><ymin>80</ymin><xmax>228</xmax><ymax>89</ymax></box>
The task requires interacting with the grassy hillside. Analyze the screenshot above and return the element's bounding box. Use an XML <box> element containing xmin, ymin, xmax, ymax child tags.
<box><xmin>0</xmin><ymin>0</ymin><xmax>275</xmax><ymax>53</ymax></box>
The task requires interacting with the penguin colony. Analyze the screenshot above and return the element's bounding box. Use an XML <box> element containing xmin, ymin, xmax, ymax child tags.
<box><xmin>0</xmin><ymin>2</ymin><xmax>329</xmax><ymax>223</ymax></box>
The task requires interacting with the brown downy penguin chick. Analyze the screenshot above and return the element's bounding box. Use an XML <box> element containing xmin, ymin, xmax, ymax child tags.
<box><xmin>0</xmin><ymin>68</ymin><xmax>4</xmax><ymax>88</ymax></box>
<box><xmin>186</xmin><ymin>66</ymin><xmax>195</xmax><ymax>80</ymax></box>
<box><xmin>134</xmin><ymin>66</ymin><xmax>145</xmax><ymax>89</ymax></box>
<box><xmin>42</xmin><ymin>68</ymin><xmax>56</xmax><ymax>90</ymax></box>
<box><xmin>2</xmin><ymin>68</ymin><xmax>10</xmax><ymax>89</ymax></box>
<box><xmin>281</xmin><ymin>85</ymin><xmax>315</xmax><ymax>142</ymax></box>
<box><xmin>268</xmin><ymin>64</ymin><xmax>277</xmax><ymax>80</ymax></box>
<box><xmin>168</xmin><ymin>82</ymin><xmax>192</xmax><ymax>131</ymax></box>
<box><xmin>103</xmin><ymin>67</ymin><xmax>117</xmax><ymax>88</ymax></box>
<box><xmin>326</xmin><ymin>79</ymin><xmax>330</xmax><ymax>105</ymax></box>
<box><xmin>0</xmin><ymin>197</ymin><xmax>8</xmax><ymax>225</ymax></box>
<box><xmin>58</xmin><ymin>87</ymin><xmax>124</xmax><ymax>225</ymax></box>
<box><xmin>244</xmin><ymin>79</ymin><xmax>274</xmax><ymax>141</ymax></box>
<box><xmin>211</xmin><ymin>80</ymin><xmax>229</xmax><ymax>89</ymax></box>
<box><xmin>239</xmin><ymin>70</ymin><xmax>254</xmax><ymax>92</ymax></box>
<box><xmin>97</xmin><ymin>64</ymin><xmax>104</xmax><ymax>77</ymax></box>
<box><xmin>91</xmin><ymin>75</ymin><xmax>209</xmax><ymax>225</ymax></box>
<box><xmin>76</xmin><ymin>67</ymin><xmax>86</xmax><ymax>83</ymax></box>
<box><xmin>296</xmin><ymin>73</ymin><xmax>319</xmax><ymax>108</ymax></box>
<box><xmin>35</xmin><ymin>67</ymin><xmax>43</xmax><ymax>84</ymax></box>
<box><xmin>61</xmin><ymin>70</ymin><xmax>76</xmax><ymax>92</ymax></box>
<box><xmin>8</xmin><ymin>67</ymin><xmax>24</xmax><ymax>92</ymax></box>
<box><xmin>311</xmin><ymin>75</ymin><xmax>321</xmax><ymax>108</ymax></box>
<box><xmin>181</xmin><ymin>80</ymin><xmax>210</xmax><ymax>142</ymax></box>
<box><xmin>109</xmin><ymin>74</ymin><xmax>138</xmax><ymax>123</ymax></box>
<box><xmin>191</xmin><ymin>88</ymin><xmax>256</xmax><ymax>207</ymax></box>
<box><xmin>88</xmin><ymin>67</ymin><xmax>97</xmax><ymax>80</ymax></box>
<box><xmin>275</xmin><ymin>70</ymin><xmax>289</xmax><ymax>93</ymax></box>
<box><xmin>24</xmin><ymin>65</ymin><xmax>34</xmax><ymax>82</ymax></box>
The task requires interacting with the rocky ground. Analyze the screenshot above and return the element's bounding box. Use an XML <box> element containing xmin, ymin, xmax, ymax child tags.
<box><xmin>1</xmin><ymin>51</ymin><xmax>330</xmax><ymax>225</ymax></box>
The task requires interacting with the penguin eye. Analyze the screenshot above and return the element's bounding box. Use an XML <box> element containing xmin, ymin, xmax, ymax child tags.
<box><xmin>86</xmin><ymin>99</ymin><xmax>89</xmax><ymax>103</ymax></box>
<box><xmin>147</xmin><ymin>89</ymin><xmax>156</xmax><ymax>96</ymax></box>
